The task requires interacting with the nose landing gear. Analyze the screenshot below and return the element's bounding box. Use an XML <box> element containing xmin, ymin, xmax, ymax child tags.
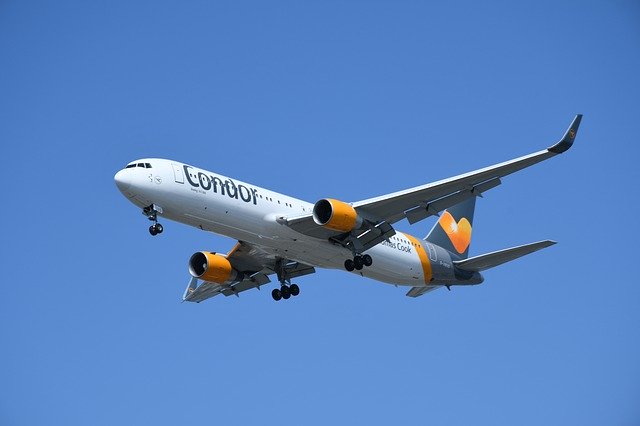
<box><xmin>143</xmin><ymin>204</ymin><xmax>164</xmax><ymax>236</ymax></box>
<box><xmin>344</xmin><ymin>254</ymin><xmax>372</xmax><ymax>271</ymax></box>
<box><xmin>149</xmin><ymin>223</ymin><xmax>163</xmax><ymax>236</ymax></box>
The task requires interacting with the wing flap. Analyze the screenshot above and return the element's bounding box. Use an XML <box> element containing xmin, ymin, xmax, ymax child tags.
<box><xmin>453</xmin><ymin>240</ymin><xmax>556</xmax><ymax>272</ymax></box>
<box><xmin>183</xmin><ymin>279</ymin><xmax>224</xmax><ymax>302</ymax></box>
<box><xmin>183</xmin><ymin>274</ymin><xmax>271</xmax><ymax>302</ymax></box>
<box><xmin>282</xmin><ymin>263</ymin><xmax>316</xmax><ymax>280</ymax></box>
<box><xmin>404</xmin><ymin>177</ymin><xmax>501</xmax><ymax>225</ymax></box>
<box><xmin>221</xmin><ymin>276</ymin><xmax>267</xmax><ymax>297</ymax></box>
<box><xmin>406</xmin><ymin>285</ymin><xmax>442</xmax><ymax>297</ymax></box>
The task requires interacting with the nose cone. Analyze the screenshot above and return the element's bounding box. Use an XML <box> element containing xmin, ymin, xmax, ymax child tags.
<box><xmin>114</xmin><ymin>169</ymin><xmax>131</xmax><ymax>192</ymax></box>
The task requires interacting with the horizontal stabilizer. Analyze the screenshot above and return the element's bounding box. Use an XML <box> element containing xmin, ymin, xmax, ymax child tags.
<box><xmin>453</xmin><ymin>240</ymin><xmax>556</xmax><ymax>272</ymax></box>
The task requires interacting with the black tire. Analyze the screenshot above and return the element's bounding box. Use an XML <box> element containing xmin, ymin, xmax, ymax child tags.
<box><xmin>281</xmin><ymin>286</ymin><xmax>291</xmax><ymax>299</ymax></box>
<box><xmin>344</xmin><ymin>259</ymin><xmax>355</xmax><ymax>271</ymax></box>
<box><xmin>271</xmin><ymin>288</ymin><xmax>282</xmax><ymax>301</ymax></box>
<box><xmin>290</xmin><ymin>284</ymin><xmax>300</xmax><ymax>296</ymax></box>
<box><xmin>149</xmin><ymin>225</ymin><xmax>158</xmax><ymax>236</ymax></box>
<box><xmin>354</xmin><ymin>256</ymin><xmax>364</xmax><ymax>270</ymax></box>
<box><xmin>362</xmin><ymin>254</ymin><xmax>372</xmax><ymax>267</ymax></box>
<box><xmin>156</xmin><ymin>223</ymin><xmax>164</xmax><ymax>234</ymax></box>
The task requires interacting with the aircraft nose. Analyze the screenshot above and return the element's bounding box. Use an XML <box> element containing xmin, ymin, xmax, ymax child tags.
<box><xmin>114</xmin><ymin>169</ymin><xmax>131</xmax><ymax>192</ymax></box>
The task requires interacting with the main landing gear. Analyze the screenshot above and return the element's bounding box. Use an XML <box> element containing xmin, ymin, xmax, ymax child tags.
<box><xmin>143</xmin><ymin>204</ymin><xmax>164</xmax><ymax>236</ymax></box>
<box><xmin>271</xmin><ymin>258</ymin><xmax>301</xmax><ymax>302</ymax></box>
<box><xmin>344</xmin><ymin>254</ymin><xmax>372</xmax><ymax>271</ymax></box>
<box><xmin>271</xmin><ymin>283</ymin><xmax>300</xmax><ymax>301</ymax></box>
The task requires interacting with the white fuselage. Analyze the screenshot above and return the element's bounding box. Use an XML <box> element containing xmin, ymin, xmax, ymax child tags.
<box><xmin>115</xmin><ymin>158</ymin><xmax>461</xmax><ymax>288</ymax></box>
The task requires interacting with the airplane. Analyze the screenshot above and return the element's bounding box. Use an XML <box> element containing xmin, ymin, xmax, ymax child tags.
<box><xmin>114</xmin><ymin>115</ymin><xmax>582</xmax><ymax>302</ymax></box>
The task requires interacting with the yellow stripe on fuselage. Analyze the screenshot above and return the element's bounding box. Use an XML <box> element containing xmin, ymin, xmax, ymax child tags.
<box><xmin>405</xmin><ymin>234</ymin><xmax>433</xmax><ymax>284</ymax></box>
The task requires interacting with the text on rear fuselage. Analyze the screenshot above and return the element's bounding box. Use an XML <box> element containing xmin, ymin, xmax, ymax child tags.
<box><xmin>381</xmin><ymin>239</ymin><xmax>413</xmax><ymax>254</ymax></box>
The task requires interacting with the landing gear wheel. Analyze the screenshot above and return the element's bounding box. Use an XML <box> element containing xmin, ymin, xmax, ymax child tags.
<box><xmin>280</xmin><ymin>285</ymin><xmax>291</xmax><ymax>299</ymax></box>
<box><xmin>289</xmin><ymin>284</ymin><xmax>300</xmax><ymax>296</ymax></box>
<box><xmin>354</xmin><ymin>256</ymin><xmax>364</xmax><ymax>270</ymax></box>
<box><xmin>144</xmin><ymin>205</ymin><xmax>164</xmax><ymax>236</ymax></box>
<box><xmin>271</xmin><ymin>288</ymin><xmax>282</xmax><ymax>301</ymax></box>
<box><xmin>344</xmin><ymin>259</ymin><xmax>355</xmax><ymax>271</ymax></box>
<box><xmin>362</xmin><ymin>254</ymin><xmax>372</xmax><ymax>267</ymax></box>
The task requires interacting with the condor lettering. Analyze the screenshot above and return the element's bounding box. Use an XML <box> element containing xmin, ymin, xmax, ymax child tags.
<box><xmin>183</xmin><ymin>165</ymin><xmax>258</xmax><ymax>205</ymax></box>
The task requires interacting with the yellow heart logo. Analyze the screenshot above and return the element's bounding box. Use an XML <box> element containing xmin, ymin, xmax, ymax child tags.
<box><xmin>438</xmin><ymin>211</ymin><xmax>472</xmax><ymax>254</ymax></box>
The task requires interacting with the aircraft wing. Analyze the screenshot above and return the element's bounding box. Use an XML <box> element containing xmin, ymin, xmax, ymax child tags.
<box><xmin>352</xmin><ymin>115</ymin><xmax>582</xmax><ymax>225</ymax></box>
<box><xmin>182</xmin><ymin>241</ymin><xmax>315</xmax><ymax>303</ymax></box>
<box><xmin>285</xmin><ymin>115</ymin><xmax>582</xmax><ymax>240</ymax></box>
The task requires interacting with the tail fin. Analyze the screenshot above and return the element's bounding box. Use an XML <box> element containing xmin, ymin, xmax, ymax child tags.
<box><xmin>424</xmin><ymin>197</ymin><xmax>475</xmax><ymax>258</ymax></box>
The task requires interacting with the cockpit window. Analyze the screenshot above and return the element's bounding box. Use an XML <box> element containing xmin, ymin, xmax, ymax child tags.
<box><xmin>125</xmin><ymin>162</ymin><xmax>152</xmax><ymax>169</ymax></box>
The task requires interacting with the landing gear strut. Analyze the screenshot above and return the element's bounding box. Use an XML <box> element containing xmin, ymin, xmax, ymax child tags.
<box><xmin>344</xmin><ymin>254</ymin><xmax>372</xmax><ymax>271</ymax></box>
<box><xmin>143</xmin><ymin>204</ymin><xmax>164</xmax><ymax>236</ymax></box>
<box><xmin>271</xmin><ymin>258</ymin><xmax>301</xmax><ymax>301</ymax></box>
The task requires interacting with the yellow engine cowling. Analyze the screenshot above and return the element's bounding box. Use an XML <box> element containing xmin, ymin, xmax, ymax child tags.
<box><xmin>313</xmin><ymin>198</ymin><xmax>364</xmax><ymax>232</ymax></box>
<box><xmin>189</xmin><ymin>252</ymin><xmax>241</xmax><ymax>284</ymax></box>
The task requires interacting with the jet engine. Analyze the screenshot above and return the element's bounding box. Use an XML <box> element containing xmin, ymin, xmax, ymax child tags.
<box><xmin>313</xmin><ymin>198</ymin><xmax>365</xmax><ymax>232</ymax></box>
<box><xmin>189</xmin><ymin>252</ymin><xmax>242</xmax><ymax>284</ymax></box>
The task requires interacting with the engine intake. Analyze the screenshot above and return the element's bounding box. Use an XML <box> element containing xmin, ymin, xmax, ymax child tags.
<box><xmin>189</xmin><ymin>252</ymin><xmax>241</xmax><ymax>284</ymax></box>
<box><xmin>313</xmin><ymin>198</ymin><xmax>364</xmax><ymax>232</ymax></box>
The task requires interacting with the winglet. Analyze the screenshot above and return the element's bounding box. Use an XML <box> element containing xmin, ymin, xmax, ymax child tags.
<box><xmin>548</xmin><ymin>114</ymin><xmax>583</xmax><ymax>154</ymax></box>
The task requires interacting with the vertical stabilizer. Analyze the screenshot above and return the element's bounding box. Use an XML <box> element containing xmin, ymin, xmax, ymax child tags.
<box><xmin>424</xmin><ymin>197</ymin><xmax>475</xmax><ymax>258</ymax></box>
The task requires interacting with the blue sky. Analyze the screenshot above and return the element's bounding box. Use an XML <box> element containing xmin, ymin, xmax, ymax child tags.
<box><xmin>1</xmin><ymin>1</ymin><xmax>639</xmax><ymax>424</ymax></box>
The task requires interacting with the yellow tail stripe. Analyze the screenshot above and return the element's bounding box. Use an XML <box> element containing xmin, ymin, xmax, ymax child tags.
<box><xmin>405</xmin><ymin>234</ymin><xmax>433</xmax><ymax>284</ymax></box>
